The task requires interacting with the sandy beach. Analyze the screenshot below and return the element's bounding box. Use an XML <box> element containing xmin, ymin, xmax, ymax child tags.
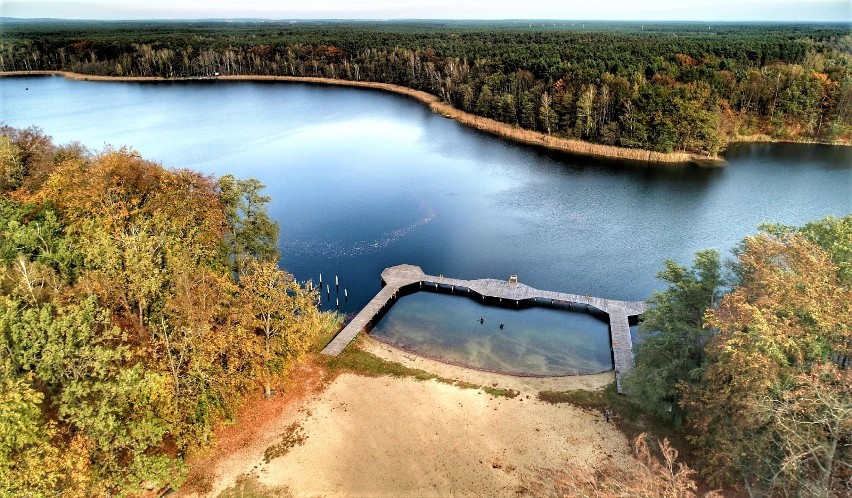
<box><xmin>181</xmin><ymin>340</ymin><xmax>634</xmax><ymax>498</ymax></box>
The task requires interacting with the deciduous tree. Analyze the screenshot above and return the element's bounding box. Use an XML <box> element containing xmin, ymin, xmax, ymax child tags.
<box><xmin>218</xmin><ymin>175</ymin><xmax>279</xmax><ymax>274</ymax></box>
<box><xmin>239</xmin><ymin>259</ymin><xmax>320</xmax><ymax>397</ymax></box>
<box><xmin>684</xmin><ymin>233</ymin><xmax>851</xmax><ymax>496</ymax></box>
<box><xmin>626</xmin><ymin>249</ymin><xmax>721</xmax><ymax>425</ymax></box>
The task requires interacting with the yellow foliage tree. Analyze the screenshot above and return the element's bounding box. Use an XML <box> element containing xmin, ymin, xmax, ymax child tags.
<box><xmin>239</xmin><ymin>259</ymin><xmax>321</xmax><ymax>397</ymax></box>
<box><xmin>684</xmin><ymin>233</ymin><xmax>851</xmax><ymax>495</ymax></box>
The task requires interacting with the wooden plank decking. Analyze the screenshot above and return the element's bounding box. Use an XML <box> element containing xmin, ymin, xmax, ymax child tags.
<box><xmin>321</xmin><ymin>284</ymin><xmax>401</xmax><ymax>356</ymax></box>
<box><xmin>606</xmin><ymin>302</ymin><xmax>635</xmax><ymax>392</ymax></box>
<box><xmin>320</xmin><ymin>264</ymin><xmax>648</xmax><ymax>392</ymax></box>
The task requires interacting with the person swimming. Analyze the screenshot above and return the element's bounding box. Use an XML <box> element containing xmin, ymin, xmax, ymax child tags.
<box><xmin>499</xmin><ymin>321</ymin><xmax>504</xmax><ymax>329</ymax></box>
<box><xmin>479</xmin><ymin>316</ymin><xmax>484</xmax><ymax>324</ymax></box>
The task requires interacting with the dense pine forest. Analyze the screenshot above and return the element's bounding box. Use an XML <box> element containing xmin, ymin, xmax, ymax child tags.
<box><xmin>0</xmin><ymin>126</ymin><xmax>339</xmax><ymax>495</ymax></box>
<box><xmin>1</xmin><ymin>20</ymin><xmax>850</xmax><ymax>155</ymax></box>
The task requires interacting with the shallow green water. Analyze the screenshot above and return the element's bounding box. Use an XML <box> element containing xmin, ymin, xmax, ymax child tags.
<box><xmin>370</xmin><ymin>291</ymin><xmax>612</xmax><ymax>375</ymax></box>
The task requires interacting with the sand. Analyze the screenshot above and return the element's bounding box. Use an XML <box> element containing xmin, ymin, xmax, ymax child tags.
<box><xmin>183</xmin><ymin>340</ymin><xmax>635</xmax><ymax>498</ymax></box>
<box><xmin>255</xmin><ymin>374</ymin><xmax>632</xmax><ymax>497</ymax></box>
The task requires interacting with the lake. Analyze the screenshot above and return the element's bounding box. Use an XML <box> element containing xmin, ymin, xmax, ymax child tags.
<box><xmin>2</xmin><ymin>75</ymin><xmax>850</xmax><ymax>371</ymax></box>
<box><xmin>369</xmin><ymin>290</ymin><xmax>613</xmax><ymax>376</ymax></box>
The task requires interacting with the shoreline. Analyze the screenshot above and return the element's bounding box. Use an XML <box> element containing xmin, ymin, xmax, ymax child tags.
<box><xmin>2</xmin><ymin>70</ymin><xmax>714</xmax><ymax>164</ymax></box>
<box><xmin>180</xmin><ymin>341</ymin><xmax>621</xmax><ymax>496</ymax></box>
<box><xmin>359</xmin><ymin>334</ymin><xmax>615</xmax><ymax>393</ymax></box>
<box><xmin>366</xmin><ymin>331</ymin><xmax>613</xmax><ymax>379</ymax></box>
<box><xmin>5</xmin><ymin>70</ymin><xmax>846</xmax><ymax>162</ymax></box>
<box><xmin>187</xmin><ymin>370</ymin><xmax>633</xmax><ymax>497</ymax></box>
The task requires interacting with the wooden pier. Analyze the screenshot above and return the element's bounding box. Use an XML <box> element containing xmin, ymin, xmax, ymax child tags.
<box><xmin>321</xmin><ymin>264</ymin><xmax>649</xmax><ymax>392</ymax></box>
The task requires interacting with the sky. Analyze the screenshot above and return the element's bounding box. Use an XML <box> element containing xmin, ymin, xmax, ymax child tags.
<box><xmin>2</xmin><ymin>0</ymin><xmax>849</xmax><ymax>22</ymax></box>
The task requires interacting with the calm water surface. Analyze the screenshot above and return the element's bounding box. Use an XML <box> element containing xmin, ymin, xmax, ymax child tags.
<box><xmin>370</xmin><ymin>291</ymin><xmax>612</xmax><ymax>375</ymax></box>
<box><xmin>3</xmin><ymin>76</ymin><xmax>850</xmax><ymax>371</ymax></box>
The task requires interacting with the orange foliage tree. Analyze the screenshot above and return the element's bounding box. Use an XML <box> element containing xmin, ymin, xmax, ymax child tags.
<box><xmin>684</xmin><ymin>233</ymin><xmax>851</xmax><ymax>496</ymax></box>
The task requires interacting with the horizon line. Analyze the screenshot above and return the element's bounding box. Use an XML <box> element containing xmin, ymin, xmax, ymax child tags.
<box><xmin>3</xmin><ymin>17</ymin><xmax>850</xmax><ymax>24</ymax></box>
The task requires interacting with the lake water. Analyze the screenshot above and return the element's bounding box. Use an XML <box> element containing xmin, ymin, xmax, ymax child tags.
<box><xmin>2</xmin><ymin>76</ymin><xmax>850</xmax><ymax>372</ymax></box>
<box><xmin>369</xmin><ymin>290</ymin><xmax>612</xmax><ymax>376</ymax></box>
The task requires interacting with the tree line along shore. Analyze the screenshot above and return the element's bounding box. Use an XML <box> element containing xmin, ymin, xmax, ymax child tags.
<box><xmin>1</xmin><ymin>70</ymin><xmax>700</xmax><ymax>163</ymax></box>
<box><xmin>1</xmin><ymin>21</ymin><xmax>849</xmax><ymax>161</ymax></box>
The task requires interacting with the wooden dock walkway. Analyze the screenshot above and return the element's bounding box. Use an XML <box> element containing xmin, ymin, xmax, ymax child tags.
<box><xmin>320</xmin><ymin>264</ymin><xmax>649</xmax><ymax>392</ymax></box>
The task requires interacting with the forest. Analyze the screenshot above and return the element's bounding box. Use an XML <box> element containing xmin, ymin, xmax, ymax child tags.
<box><xmin>0</xmin><ymin>126</ymin><xmax>339</xmax><ymax>495</ymax></box>
<box><xmin>1</xmin><ymin>21</ymin><xmax>850</xmax><ymax>155</ymax></box>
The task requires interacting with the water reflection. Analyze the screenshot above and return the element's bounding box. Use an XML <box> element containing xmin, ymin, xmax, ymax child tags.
<box><xmin>2</xmin><ymin>76</ymin><xmax>850</xmax><ymax>316</ymax></box>
<box><xmin>369</xmin><ymin>290</ymin><xmax>613</xmax><ymax>376</ymax></box>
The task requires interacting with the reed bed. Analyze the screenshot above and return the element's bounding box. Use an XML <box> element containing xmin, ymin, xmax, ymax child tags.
<box><xmin>5</xmin><ymin>70</ymin><xmax>706</xmax><ymax>163</ymax></box>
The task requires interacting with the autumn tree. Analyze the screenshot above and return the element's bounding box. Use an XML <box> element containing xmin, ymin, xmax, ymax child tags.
<box><xmin>762</xmin><ymin>215</ymin><xmax>852</xmax><ymax>287</ymax></box>
<box><xmin>0</xmin><ymin>125</ymin><xmax>79</xmax><ymax>193</ymax></box>
<box><xmin>152</xmin><ymin>260</ymin><xmax>255</xmax><ymax>446</ymax></box>
<box><xmin>756</xmin><ymin>364</ymin><xmax>851</xmax><ymax>496</ymax></box>
<box><xmin>0</xmin><ymin>367</ymin><xmax>97</xmax><ymax>497</ymax></box>
<box><xmin>684</xmin><ymin>233</ymin><xmax>851</xmax><ymax>496</ymax></box>
<box><xmin>0</xmin><ymin>128</ymin><xmax>336</xmax><ymax>494</ymax></box>
<box><xmin>239</xmin><ymin>259</ymin><xmax>320</xmax><ymax>397</ymax></box>
<box><xmin>0</xmin><ymin>362</ymin><xmax>70</xmax><ymax>496</ymax></box>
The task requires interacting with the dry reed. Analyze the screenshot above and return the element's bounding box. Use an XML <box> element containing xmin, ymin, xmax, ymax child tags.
<box><xmin>4</xmin><ymin>70</ymin><xmax>710</xmax><ymax>163</ymax></box>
